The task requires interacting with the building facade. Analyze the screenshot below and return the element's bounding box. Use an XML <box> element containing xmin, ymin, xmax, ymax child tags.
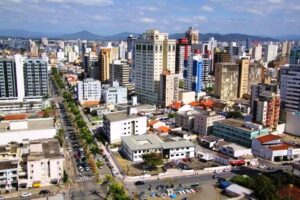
<box><xmin>237</xmin><ymin>59</ymin><xmax>250</xmax><ymax>98</ymax></box>
<box><xmin>110</xmin><ymin>60</ymin><xmax>133</xmax><ymax>91</ymax></box>
<box><xmin>193</xmin><ymin>110</ymin><xmax>225</xmax><ymax>135</ymax></box>
<box><xmin>175</xmin><ymin>38</ymin><xmax>191</xmax><ymax>78</ymax></box>
<box><xmin>175</xmin><ymin>110</ymin><xmax>198</xmax><ymax>131</ymax></box>
<box><xmin>289</xmin><ymin>46</ymin><xmax>300</xmax><ymax>64</ymax></box>
<box><xmin>102</xmin><ymin>81</ymin><xmax>127</xmax><ymax>105</ymax></box>
<box><xmin>213</xmin><ymin>119</ymin><xmax>269</xmax><ymax>147</ymax></box>
<box><xmin>135</xmin><ymin>30</ymin><xmax>176</xmax><ymax>105</ymax></box>
<box><xmin>121</xmin><ymin>134</ymin><xmax>195</xmax><ymax>162</ymax></box>
<box><xmin>214</xmin><ymin>63</ymin><xmax>239</xmax><ymax>102</ymax></box>
<box><xmin>99</xmin><ymin>48</ymin><xmax>111</xmax><ymax>83</ymax></box>
<box><xmin>103</xmin><ymin>111</ymin><xmax>147</xmax><ymax>144</ymax></box>
<box><xmin>159</xmin><ymin>71</ymin><xmax>179</xmax><ymax>107</ymax></box>
<box><xmin>280</xmin><ymin>65</ymin><xmax>300</xmax><ymax>112</ymax></box>
<box><xmin>0</xmin><ymin>58</ymin><xmax>18</xmax><ymax>100</ymax></box>
<box><xmin>77</xmin><ymin>78</ymin><xmax>101</xmax><ymax>103</ymax></box>
<box><xmin>23</xmin><ymin>58</ymin><xmax>48</xmax><ymax>99</ymax></box>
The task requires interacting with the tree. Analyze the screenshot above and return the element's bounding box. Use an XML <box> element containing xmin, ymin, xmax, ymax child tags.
<box><xmin>106</xmin><ymin>182</ymin><xmax>130</xmax><ymax>200</ymax></box>
<box><xmin>254</xmin><ymin>175</ymin><xmax>278</xmax><ymax>200</ymax></box>
<box><xmin>142</xmin><ymin>152</ymin><xmax>163</xmax><ymax>169</ymax></box>
<box><xmin>231</xmin><ymin>175</ymin><xmax>255</xmax><ymax>189</ymax></box>
<box><xmin>63</xmin><ymin>170</ymin><xmax>68</xmax><ymax>183</ymax></box>
<box><xmin>168</xmin><ymin>113</ymin><xmax>176</xmax><ymax>118</ymax></box>
<box><xmin>228</xmin><ymin>110</ymin><xmax>244</xmax><ymax>119</ymax></box>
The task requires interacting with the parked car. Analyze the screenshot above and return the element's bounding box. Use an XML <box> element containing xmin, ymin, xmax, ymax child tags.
<box><xmin>39</xmin><ymin>190</ymin><xmax>50</xmax><ymax>195</ymax></box>
<box><xmin>20</xmin><ymin>192</ymin><xmax>32</xmax><ymax>197</ymax></box>
<box><xmin>135</xmin><ymin>181</ymin><xmax>145</xmax><ymax>185</ymax></box>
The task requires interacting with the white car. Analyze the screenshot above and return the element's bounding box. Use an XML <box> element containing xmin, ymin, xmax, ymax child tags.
<box><xmin>20</xmin><ymin>192</ymin><xmax>32</xmax><ymax>197</ymax></box>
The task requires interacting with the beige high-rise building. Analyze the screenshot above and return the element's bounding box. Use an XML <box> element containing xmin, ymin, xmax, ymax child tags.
<box><xmin>282</xmin><ymin>41</ymin><xmax>292</xmax><ymax>57</ymax></box>
<box><xmin>99</xmin><ymin>48</ymin><xmax>111</xmax><ymax>83</ymax></box>
<box><xmin>214</xmin><ymin>63</ymin><xmax>239</xmax><ymax>102</ymax></box>
<box><xmin>237</xmin><ymin>59</ymin><xmax>250</xmax><ymax>98</ymax></box>
<box><xmin>252</xmin><ymin>44</ymin><xmax>262</xmax><ymax>60</ymax></box>
<box><xmin>135</xmin><ymin>30</ymin><xmax>176</xmax><ymax>105</ymax></box>
<box><xmin>159</xmin><ymin>71</ymin><xmax>179</xmax><ymax>107</ymax></box>
<box><xmin>248</xmin><ymin>62</ymin><xmax>263</xmax><ymax>94</ymax></box>
<box><xmin>185</xmin><ymin>27</ymin><xmax>199</xmax><ymax>44</ymax></box>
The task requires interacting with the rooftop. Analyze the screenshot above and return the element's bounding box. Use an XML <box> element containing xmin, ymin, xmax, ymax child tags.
<box><xmin>122</xmin><ymin>134</ymin><xmax>163</xmax><ymax>151</ymax></box>
<box><xmin>256</xmin><ymin>134</ymin><xmax>282</xmax><ymax>144</ymax></box>
<box><xmin>122</xmin><ymin>134</ymin><xmax>195</xmax><ymax>151</ymax></box>
<box><xmin>27</xmin><ymin>140</ymin><xmax>62</xmax><ymax>161</ymax></box>
<box><xmin>104</xmin><ymin>111</ymin><xmax>144</xmax><ymax>122</ymax></box>
<box><xmin>215</xmin><ymin>118</ymin><xmax>265</xmax><ymax>132</ymax></box>
<box><xmin>0</xmin><ymin>118</ymin><xmax>54</xmax><ymax>133</ymax></box>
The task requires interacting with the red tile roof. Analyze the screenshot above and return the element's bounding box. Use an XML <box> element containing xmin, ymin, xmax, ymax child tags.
<box><xmin>268</xmin><ymin>143</ymin><xmax>290</xmax><ymax>151</ymax></box>
<box><xmin>169</xmin><ymin>101</ymin><xmax>182</xmax><ymax>110</ymax></box>
<box><xmin>157</xmin><ymin>126</ymin><xmax>171</xmax><ymax>133</ymax></box>
<box><xmin>256</xmin><ymin>134</ymin><xmax>282</xmax><ymax>144</ymax></box>
<box><xmin>4</xmin><ymin>114</ymin><xmax>26</xmax><ymax>120</ymax></box>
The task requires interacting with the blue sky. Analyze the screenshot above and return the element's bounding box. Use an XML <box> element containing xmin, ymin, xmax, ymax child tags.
<box><xmin>0</xmin><ymin>0</ymin><xmax>299</xmax><ymax>36</ymax></box>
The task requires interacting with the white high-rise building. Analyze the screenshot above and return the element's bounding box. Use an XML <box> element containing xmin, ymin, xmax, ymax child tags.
<box><xmin>118</xmin><ymin>41</ymin><xmax>127</xmax><ymax>60</ymax></box>
<box><xmin>135</xmin><ymin>30</ymin><xmax>176</xmax><ymax>104</ymax></box>
<box><xmin>280</xmin><ymin>65</ymin><xmax>300</xmax><ymax>112</ymax></box>
<box><xmin>252</xmin><ymin>44</ymin><xmax>262</xmax><ymax>60</ymax></box>
<box><xmin>77</xmin><ymin>78</ymin><xmax>101</xmax><ymax>103</ymax></box>
<box><xmin>264</xmin><ymin>43</ymin><xmax>278</xmax><ymax>63</ymax></box>
<box><xmin>102</xmin><ymin>81</ymin><xmax>127</xmax><ymax>105</ymax></box>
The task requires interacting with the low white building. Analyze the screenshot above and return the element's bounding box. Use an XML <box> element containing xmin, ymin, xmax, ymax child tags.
<box><xmin>193</xmin><ymin>110</ymin><xmax>225</xmax><ymax>135</ymax></box>
<box><xmin>103</xmin><ymin>110</ymin><xmax>147</xmax><ymax>144</ymax></box>
<box><xmin>102</xmin><ymin>81</ymin><xmax>127</xmax><ymax>105</ymax></box>
<box><xmin>121</xmin><ymin>134</ymin><xmax>195</xmax><ymax>162</ymax></box>
<box><xmin>26</xmin><ymin>140</ymin><xmax>64</xmax><ymax>187</ymax></box>
<box><xmin>252</xmin><ymin>134</ymin><xmax>300</xmax><ymax>162</ymax></box>
<box><xmin>77</xmin><ymin>78</ymin><xmax>101</xmax><ymax>104</ymax></box>
<box><xmin>0</xmin><ymin>118</ymin><xmax>56</xmax><ymax>145</ymax></box>
<box><xmin>217</xmin><ymin>142</ymin><xmax>252</xmax><ymax>158</ymax></box>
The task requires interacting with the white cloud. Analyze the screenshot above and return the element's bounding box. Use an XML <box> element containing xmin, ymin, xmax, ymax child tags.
<box><xmin>45</xmin><ymin>0</ymin><xmax>113</xmax><ymax>6</ymax></box>
<box><xmin>140</xmin><ymin>17</ymin><xmax>155</xmax><ymax>23</ymax></box>
<box><xmin>245</xmin><ymin>8</ymin><xmax>263</xmax><ymax>15</ymax></box>
<box><xmin>178</xmin><ymin>16</ymin><xmax>207</xmax><ymax>23</ymax></box>
<box><xmin>267</xmin><ymin>0</ymin><xmax>282</xmax><ymax>4</ymax></box>
<box><xmin>201</xmin><ymin>5</ymin><xmax>214</xmax><ymax>12</ymax></box>
<box><xmin>138</xmin><ymin>6</ymin><xmax>158</xmax><ymax>12</ymax></box>
<box><xmin>90</xmin><ymin>15</ymin><xmax>109</xmax><ymax>21</ymax></box>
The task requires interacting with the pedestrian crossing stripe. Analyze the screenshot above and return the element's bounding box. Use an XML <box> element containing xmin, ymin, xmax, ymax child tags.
<box><xmin>75</xmin><ymin>176</ymin><xmax>95</xmax><ymax>182</ymax></box>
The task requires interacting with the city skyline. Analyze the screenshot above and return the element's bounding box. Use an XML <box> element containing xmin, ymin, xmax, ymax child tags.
<box><xmin>0</xmin><ymin>0</ymin><xmax>299</xmax><ymax>36</ymax></box>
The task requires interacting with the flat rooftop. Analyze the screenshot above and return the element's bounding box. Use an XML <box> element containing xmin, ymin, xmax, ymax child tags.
<box><xmin>104</xmin><ymin>111</ymin><xmax>144</xmax><ymax>122</ymax></box>
<box><xmin>122</xmin><ymin>134</ymin><xmax>195</xmax><ymax>151</ymax></box>
<box><xmin>27</xmin><ymin>140</ymin><xmax>62</xmax><ymax>161</ymax></box>
<box><xmin>215</xmin><ymin>118</ymin><xmax>264</xmax><ymax>132</ymax></box>
<box><xmin>0</xmin><ymin>118</ymin><xmax>54</xmax><ymax>133</ymax></box>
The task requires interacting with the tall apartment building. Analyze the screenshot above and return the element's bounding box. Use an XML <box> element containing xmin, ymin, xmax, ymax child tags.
<box><xmin>84</xmin><ymin>52</ymin><xmax>99</xmax><ymax>79</ymax></box>
<box><xmin>135</xmin><ymin>30</ymin><xmax>176</xmax><ymax>105</ymax></box>
<box><xmin>110</xmin><ymin>60</ymin><xmax>133</xmax><ymax>91</ymax></box>
<box><xmin>251</xmin><ymin>84</ymin><xmax>280</xmax><ymax>130</ymax></box>
<box><xmin>185</xmin><ymin>27</ymin><xmax>199</xmax><ymax>44</ymax></box>
<box><xmin>99</xmin><ymin>48</ymin><xmax>111</xmax><ymax>83</ymax></box>
<box><xmin>118</xmin><ymin>41</ymin><xmax>127</xmax><ymax>60</ymax></box>
<box><xmin>252</xmin><ymin>44</ymin><xmax>262</xmax><ymax>60</ymax></box>
<box><xmin>289</xmin><ymin>46</ymin><xmax>300</xmax><ymax>64</ymax></box>
<box><xmin>214</xmin><ymin>63</ymin><xmax>239</xmax><ymax>101</ymax></box>
<box><xmin>264</xmin><ymin>43</ymin><xmax>278</xmax><ymax>63</ymax></box>
<box><xmin>159</xmin><ymin>71</ymin><xmax>179</xmax><ymax>107</ymax></box>
<box><xmin>193</xmin><ymin>110</ymin><xmax>225</xmax><ymax>135</ymax></box>
<box><xmin>213</xmin><ymin>51</ymin><xmax>231</xmax><ymax>72</ymax></box>
<box><xmin>127</xmin><ymin>35</ymin><xmax>137</xmax><ymax>82</ymax></box>
<box><xmin>175</xmin><ymin>38</ymin><xmax>191</xmax><ymax>78</ymax></box>
<box><xmin>282</xmin><ymin>41</ymin><xmax>292</xmax><ymax>57</ymax></box>
<box><xmin>77</xmin><ymin>78</ymin><xmax>101</xmax><ymax>104</ymax></box>
<box><xmin>0</xmin><ymin>58</ymin><xmax>18</xmax><ymax>100</ymax></box>
<box><xmin>280</xmin><ymin>65</ymin><xmax>300</xmax><ymax>112</ymax></box>
<box><xmin>248</xmin><ymin>62</ymin><xmax>263</xmax><ymax>94</ymax></box>
<box><xmin>23</xmin><ymin>58</ymin><xmax>48</xmax><ymax>99</ymax></box>
<box><xmin>237</xmin><ymin>59</ymin><xmax>250</xmax><ymax>98</ymax></box>
<box><xmin>250</xmin><ymin>83</ymin><xmax>279</xmax><ymax>113</ymax></box>
<box><xmin>184</xmin><ymin>50</ymin><xmax>203</xmax><ymax>95</ymax></box>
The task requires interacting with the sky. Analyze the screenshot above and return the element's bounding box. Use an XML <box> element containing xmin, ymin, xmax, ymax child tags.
<box><xmin>0</xmin><ymin>0</ymin><xmax>299</xmax><ymax>36</ymax></box>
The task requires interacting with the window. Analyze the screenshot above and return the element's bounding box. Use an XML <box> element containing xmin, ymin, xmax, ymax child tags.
<box><xmin>30</xmin><ymin>176</ymin><xmax>32</xmax><ymax>179</ymax></box>
<box><xmin>176</xmin><ymin>154</ymin><xmax>179</xmax><ymax>156</ymax></box>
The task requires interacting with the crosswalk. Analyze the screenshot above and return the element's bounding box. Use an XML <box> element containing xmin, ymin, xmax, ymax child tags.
<box><xmin>76</xmin><ymin>176</ymin><xmax>95</xmax><ymax>182</ymax></box>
